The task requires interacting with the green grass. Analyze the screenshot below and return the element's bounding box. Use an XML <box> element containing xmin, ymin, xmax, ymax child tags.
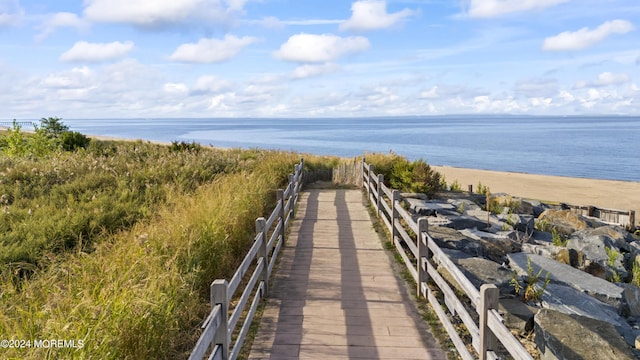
<box><xmin>0</xmin><ymin>138</ymin><xmax>329</xmax><ymax>359</ymax></box>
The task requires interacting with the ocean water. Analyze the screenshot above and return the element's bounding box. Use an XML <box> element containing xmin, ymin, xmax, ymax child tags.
<box><xmin>62</xmin><ymin>116</ymin><xmax>640</xmax><ymax>182</ymax></box>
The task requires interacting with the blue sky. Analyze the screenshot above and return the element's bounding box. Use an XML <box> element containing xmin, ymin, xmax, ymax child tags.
<box><xmin>1</xmin><ymin>0</ymin><xmax>639</xmax><ymax>118</ymax></box>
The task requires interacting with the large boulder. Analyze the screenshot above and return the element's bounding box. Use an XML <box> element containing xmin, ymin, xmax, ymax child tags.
<box><xmin>507</xmin><ymin>253</ymin><xmax>625</xmax><ymax>310</ymax></box>
<box><xmin>460</xmin><ymin>228</ymin><xmax>522</xmax><ymax>255</ymax></box>
<box><xmin>541</xmin><ymin>284</ymin><xmax>636</xmax><ymax>345</ymax></box>
<box><xmin>403</xmin><ymin>198</ymin><xmax>455</xmax><ymax>216</ymax></box>
<box><xmin>498</xmin><ymin>213</ymin><xmax>535</xmax><ymax>233</ymax></box>
<box><xmin>442</xmin><ymin>214</ymin><xmax>489</xmax><ymax>231</ymax></box>
<box><xmin>534</xmin><ymin>309</ymin><xmax>636</xmax><ymax>360</ymax></box>
<box><xmin>428</xmin><ymin>226</ymin><xmax>486</xmax><ymax>258</ymax></box>
<box><xmin>499</xmin><ymin>298</ymin><xmax>537</xmax><ymax>333</ymax></box>
<box><xmin>537</xmin><ymin>209</ymin><xmax>589</xmax><ymax>236</ymax></box>
<box><xmin>454</xmin><ymin>257</ymin><xmax>513</xmax><ymax>292</ymax></box>
<box><xmin>566</xmin><ymin>232</ymin><xmax>628</xmax><ymax>280</ymax></box>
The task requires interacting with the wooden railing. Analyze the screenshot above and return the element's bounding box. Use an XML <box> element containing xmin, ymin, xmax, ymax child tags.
<box><xmin>362</xmin><ymin>160</ymin><xmax>533</xmax><ymax>360</ymax></box>
<box><xmin>189</xmin><ymin>159</ymin><xmax>304</xmax><ymax>360</ymax></box>
<box><xmin>566</xmin><ymin>204</ymin><xmax>636</xmax><ymax>230</ymax></box>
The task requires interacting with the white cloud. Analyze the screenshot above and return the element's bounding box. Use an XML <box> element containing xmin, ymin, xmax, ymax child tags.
<box><xmin>169</xmin><ymin>35</ymin><xmax>258</xmax><ymax>63</ymax></box>
<box><xmin>291</xmin><ymin>63</ymin><xmax>340</xmax><ymax>79</ymax></box>
<box><xmin>163</xmin><ymin>82</ymin><xmax>188</xmax><ymax>94</ymax></box>
<box><xmin>419</xmin><ymin>86</ymin><xmax>438</xmax><ymax>99</ymax></box>
<box><xmin>274</xmin><ymin>33</ymin><xmax>370</xmax><ymax>63</ymax></box>
<box><xmin>60</xmin><ymin>41</ymin><xmax>134</xmax><ymax>63</ymax></box>
<box><xmin>467</xmin><ymin>0</ymin><xmax>569</xmax><ymax>18</ymax></box>
<box><xmin>542</xmin><ymin>20</ymin><xmax>635</xmax><ymax>51</ymax></box>
<box><xmin>0</xmin><ymin>0</ymin><xmax>23</xmax><ymax>27</ymax></box>
<box><xmin>340</xmin><ymin>0</ymin><xmax>415</xmax><ymax>31</ymax></box>
<box><xmin>36</xmin><ymin>12</ymin><xmax>89</xmax><ymax>41</ymax></box>
<box><xmin>40</xmin><ymin>67</ymin><xmax>95</xmax><ymax>89</ymax></box>
<box><xmin>514</xmin><ymin>78</ymin><xmax>558</xmax><ymax>98</ymax></box>
<box><xmin>191</xmin><ymin>75</ymin><xmax>233</xmax><ymax>95</ymax></box>
<box><xmin>575</xmin><ymin>72</ymin><xmax>630</xmax><ymax>88</ymax></box>
<box><xmin>83</xmin><ymin>0</ymin><xmax>244</xmax><ymax>28</ymax></box>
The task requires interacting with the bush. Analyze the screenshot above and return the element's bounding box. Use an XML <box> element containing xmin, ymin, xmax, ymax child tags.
<box><xmin>60</xmin><ymin>131</ymin><xmax>91</xmax><ymax>151</ymax></box>
<box><xmin>364</xmin><ymin>153</ymin><xmax>443</xmax><ymax>195</ymax></box>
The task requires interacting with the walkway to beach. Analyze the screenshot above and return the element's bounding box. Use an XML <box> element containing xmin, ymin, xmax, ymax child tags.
<box><xmin>248</xmin><ymin>188</ymin><xmax>447</xmax><ymax>360</ymax></box>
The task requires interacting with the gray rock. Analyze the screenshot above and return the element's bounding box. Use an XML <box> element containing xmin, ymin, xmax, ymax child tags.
<box><xmin>535</xmin><ymin>309</ymin><xmax>636</xmax><ymax>360</ymax></box>
<box><xmin>499</xmin><ymin>298</ymin><xmax>537</xmax><ymax>333</ymax></box>
<box><xmin>523</xmin><ymin>199</ymin><xmax>548</xmax><ymax>218</ymax></box>
<box><xmin>622</xmin><ymin>284</ymin><xmax>640</xmax><ymax>317</ymax></box>
<box><xmin>567</xmin><ymin>233</ymin><xmax>628</xmax><ymax>279</ymax></box>
<box><xmin>447</xmin><ymin>199</ymin><xmax>481</xmax><ymax>213</ymax></box>
<box><xmin>498</xmin><ymin>213</ymin><xmax>535</xmax><ymax>233</ymax></box>
<box><xmin>442</xmin><ymin>214</ymin><xmax>489</xmax><ymax>231</ymax></box>
<box><xmin>455</xmin><ymin>257</ymin><xmax>513</xmax><ymax>292</ymax></box>
<box><xmin>541</xmin><ymin>283</ymin><xmax>636</xmax><ymax>345</ymax></box>
<box><xmin>507</xmin><ymin>253</ymin><xmax>625</xmax><ymax>310</ymax></box>
<box><xmin>429</xmin><ymin>226</ymin><xmax>486</xmax><ymax>258</ymax></box>
<box><xmin>403</xmin><ymin>198</ymin><xmax>454</xmax><ymax>216</ymax></box>
<box><xmin>460</xmin><ymin>228</ymin><xmax>522</xmax><ymax>254</ymax></box>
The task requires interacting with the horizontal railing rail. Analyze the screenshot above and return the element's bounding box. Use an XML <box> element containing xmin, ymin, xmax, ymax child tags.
<box><xmin>362</xmin><ymin>159</ymin><xmax>533</xmax><ymax>360</ymax></box>
<box><xmin>189</xmin><ymin>159</ymin><xmax>304</xmax><ymax>360</ymax></box>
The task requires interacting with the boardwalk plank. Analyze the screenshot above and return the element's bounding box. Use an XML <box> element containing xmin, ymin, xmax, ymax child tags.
<box><xmin>249</xmin><ymin>189</ymin><xmax>446</xmax><ymax>360</ymax></box>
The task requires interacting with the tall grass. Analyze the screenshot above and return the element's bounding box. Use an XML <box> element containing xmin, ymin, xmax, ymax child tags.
<box><xmin>0</xmin><ymin>141</ymin><xmax>308</xmax><ymax>359</ymax></box>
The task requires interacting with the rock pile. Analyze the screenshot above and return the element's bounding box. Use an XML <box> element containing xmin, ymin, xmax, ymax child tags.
<box><xmin>407</xmin><ymin>191</ymin><xmax>640</xmax><ymax>359</ymax></box>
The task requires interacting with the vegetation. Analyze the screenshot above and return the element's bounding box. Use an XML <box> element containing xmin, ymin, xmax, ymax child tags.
<box><xmin>476</xmin><ymin>181</ymin><xmax>490</xmax><ymax>195</ymax></box>
<box><xmin>510</xmin><ymin>256</ymin><xmax>551</xmax><ymax>304</ymax></box>
<box><xmin>551</xmin><ymin>228</ymin><xmax>568</xmax><ymax>247</ymax></box>
<box><xmin>0</xmin><ymin>122</ymin><xmax>335</xmax><ymax>358</ymax></box>
<box><xmin>364</xmin><ymin>152</ymin><xmax>443</xmax><ymax>195</ymax></box>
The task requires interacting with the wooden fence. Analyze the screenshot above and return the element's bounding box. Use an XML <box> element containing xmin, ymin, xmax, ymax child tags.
<box><xmin>362</xmin><ymin>160</ymin><xmax>533</xmax><ymax>360</ymax></box>
<box><xmin>189</xmin><ymin>159</ymin><xmax>304</xmax><ymax>360</ymax></box>
<box><xmin>566</xmin><ymin>204</ymin><xmax>636</xmax><ymax>230</ymax></box>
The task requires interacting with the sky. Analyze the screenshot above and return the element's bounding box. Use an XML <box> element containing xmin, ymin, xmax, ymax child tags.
<box><xmin>0</xmin><ymin>0</ymin><xmax>639</xmax><ymax>118</ymax></box>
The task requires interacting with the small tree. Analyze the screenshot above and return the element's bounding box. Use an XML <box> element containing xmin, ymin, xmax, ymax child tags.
<box><xmin>2</xmin><ymin>120</ymin><xmax>27</xmax><ymax>156</ymax></box>
<box><xmin>40</xmin><ymin>117</ymin><xmax>69</xmax><ymax>138</ymax></box>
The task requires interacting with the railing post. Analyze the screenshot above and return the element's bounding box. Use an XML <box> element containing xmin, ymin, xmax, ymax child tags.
<box><xmin>377</xmin><ymin>174</ymin><xmax>384</xmax><ymax>214</ymax></box>
<box><xmin>256</xmin><ymin>217</ymin><xmax>269</xmax><ymax>297</ymax></box>
<box><xmin>288</xmin><ymin>173</ymin><xmax>295</xmax><ymax>218</ymax></box>
<box><xmin>391</xmin><ymin>190</ymin><xmax>400</xmax><ymax>243</ymax></box>
<box><xmin>277</xmin><ymin>189</ymin><xmax>285</xmax><ymax>237</ymax></box>
<box><xmin>361</xmin><ymin>158</ymin><xmax>366</xmax><ymax>190</ymax></box>
<box><xmin>629</xmin><ymin>210</ymin><xmax>636</xmax><ymax>231</ymax></box>
<box><xmin>417</xmin><ymin>217</ymin><xmax>429</xmax><ymax>298</ymax></box>
<box><xmin>479</xmin><ymin>284</ymin><xmax>499</xmax><ymax>360</ymax></box>
<box><xmin>468</xmin><ymin>184</ymin><xmax>473</xmax><ymax>194</ymax></box>
<box><xmin>368</xmin><ymin>164</ymin><xmax>375</xmax><ymax>200</ymax></box>
<box><xmin>212</xmin><ymin>279</ymin><xmax>229</xmax><ymax>360</ymax></box>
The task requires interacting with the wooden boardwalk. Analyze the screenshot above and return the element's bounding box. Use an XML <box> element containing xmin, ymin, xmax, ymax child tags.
<box><xmin>249</xmin><ymin>188</ymin><xmax>447</xmax><ymax>360</ymax></box>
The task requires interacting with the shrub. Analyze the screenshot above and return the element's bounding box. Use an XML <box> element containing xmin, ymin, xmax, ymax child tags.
<box><xmin>60</xmin><ymin>131</ymin><xmax>91</xmax><ymax>151</ymax></box>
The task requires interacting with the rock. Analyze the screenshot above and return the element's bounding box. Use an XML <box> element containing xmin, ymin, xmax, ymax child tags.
<box><xmin>401</xmin><ymin>192</ymin><xmax>428</xmax><ymax>200</ymax></box>
<box><xmin>534</xmin><ymin>309</ymin><xmax>636</xmax><ymax>360</ymax></box>
<box><xmin>523</xmin><ymin>199</ymin><xmax>548</xmax><ymax>218</ymax></box>
<box><xmin>554</xmin><ymin>248</ymin><xmax>584</xmax><ymax>268</ymax></box>
<box><xmin>571</xmin><ymin>226</ymin><xmax>631</xmax><ymax>251</ymax></box>
<box><xmin>499</xmin><ymin>298</ymin><xmax>537</xmax><ymax>333</ymax></box>
<box><xmin>541</xmin><ymin>284</ymin><xmax>636</xmax><ymax>345</ymax></box>
<box><xmin>636</xmin><ymin>335</ymin><xmax>640</xmax><ymax>350</ymax></box>
<box><xmin>447</xmin><ymin>198</ymin><xmax>480</xmax><ymax>213</ymax></box>
<box><xmin>567</xmin><ymin>233</ymin><xmax>628</xmax><ymax>280</ymax></box>
<box><xmin>507</xmin><ymin>253</ymin><xmax>625</xmax><ymax>310</ymax></box>
<box><xmin>454</xmin><ymin>257</ymin><xmax>513</xmax><ymax>292</ymax></box>
<box><xmin>493</xmin><ymin>194</ymin><xmax>534</xmax><ymax>215</ymax></box>
<box><xmin>622</xmin><ymin>284</ymin><xmax>640</xmax><ymax>317</ymax></box>
<box><xmin>522</xmin><ymin>243</ymin><xmax>556</xmax><ymax>259</ymax></box>
<box><xmin>429</xmin><ymin>226</ymin><xmax>486</xmax><ymax>258</ymax></box>
<box><xmin>403</xmin><ymin>198</ymin><xmax>454</xmax><ymax>216</ymax></box>
<box><xmin>538</xmin><ymin>209</ymin><xmax>590</xmax><ymax>236</ymax></box>
<box><xmin>440</xmin><ymin>248</ymin><xmax>473</xmax><ymax>262</ymax></box>
<box><xmin>460</xmin><ymin>228</ymin><xmax>522</xmax><ymax>255</ymax></box>
<box><xmin>498</xmin><ymin>213</ymin><xmax>535</xmax><ymax>233</ymax></box>
<box><xmin>442</xmin><ymin>214</ymin><xmax>489</xmax><ymax>231</ymax></box>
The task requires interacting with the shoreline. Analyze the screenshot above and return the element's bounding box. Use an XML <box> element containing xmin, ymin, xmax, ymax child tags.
<box><xmin>433</xmin><ymin>165</ymin><xmax>639</xmax><ymax>226</ymax></box>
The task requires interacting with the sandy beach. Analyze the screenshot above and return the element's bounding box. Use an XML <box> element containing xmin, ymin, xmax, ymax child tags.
<box><xmin>433</xmin><ymin>166</ymin><xmax>639</xmax><ymax>226</ymax></box>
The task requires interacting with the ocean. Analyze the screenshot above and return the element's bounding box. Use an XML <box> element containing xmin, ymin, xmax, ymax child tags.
<box><xmin>61</xmin><ymin>116</ymin><xmax>640</xmax><ymax>182</ymax></box>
